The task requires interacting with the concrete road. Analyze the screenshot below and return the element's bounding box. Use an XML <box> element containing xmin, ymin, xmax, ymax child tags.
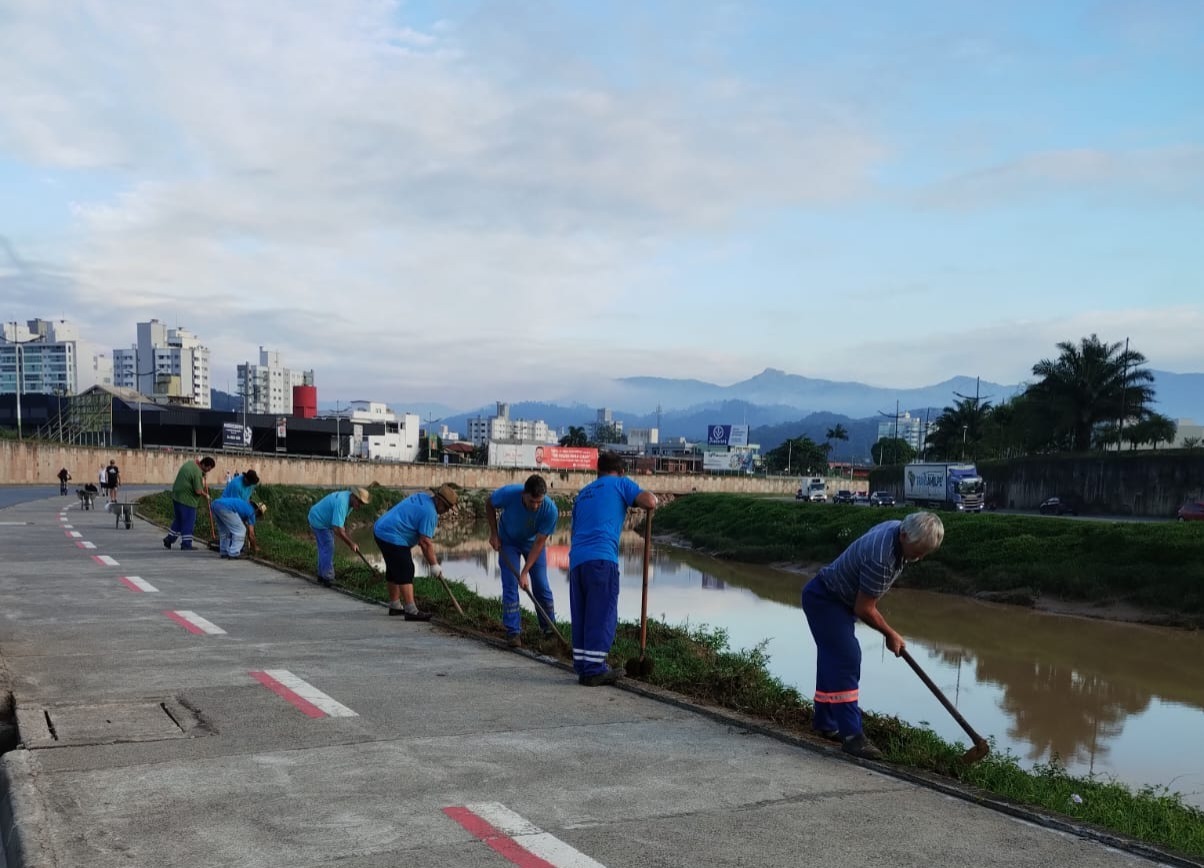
<box><xmin>0</xmin><ymin>494</ymin><xmax>1176</xmax><ymax>867</ymax></box>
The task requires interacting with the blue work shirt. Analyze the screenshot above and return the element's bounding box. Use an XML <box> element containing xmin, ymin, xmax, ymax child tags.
<box><xmin>374</xmin><ymin>492</ymin><xmax>438</xmax><ymax>547</ymax></box>
<box><xmin>490</xmin><ymin>484</ymin><xmax>558</xmax><ymax>549</ymax></box>
<box><xmin>816</xmin><ymin>520</ymin><xmax>904</xmax><ymax>608</ymax></box>
<box><xmin>569</xmin><ymin>475</ymin><xmax>643</xmax><ymax>570</ymax></box>
<box><xmin>308</xmin><ymin>490</ymin><xmax>353</xmax><ymax>530</ymax></box>
<box><xmin>222</xmin><ymin>473</ymin><xmax>257</xmax><ymax>502</ymax></box>
<box><xmin>212</xmin><ymin>497</ymin><xmax>258</xmax><ymax>525</ymax></box>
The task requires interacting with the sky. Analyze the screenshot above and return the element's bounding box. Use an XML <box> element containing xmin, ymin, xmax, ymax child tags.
<box><xmin>1</xmin><ymin>0</ymin><xmax>1201</xmax><ymax>411</ymax></box>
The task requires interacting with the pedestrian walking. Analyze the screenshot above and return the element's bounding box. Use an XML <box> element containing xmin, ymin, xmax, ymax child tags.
<box><xmin>801</xmin><ymin>511</ymin><xmax>945</xmax><ymax>760</ymax></box>
<box><xmin>162</xmin><ymin>457</ymin><xmax>217</xmax><ymax>551</ymax></box>
<box><xmin>568</xmin><ymin>452</ymin><xmax>657</xmax><ymax>686</ymax></box>
<box><xmin>307</xmin><ymin>487</ymin><xmax>370</xmax><ymax>587</ymax></box>
<box><xmin>222</xmin><ymin>469</ymin><xmax>260</xmax><ymax>503</ymax></box>
<box><xmin>57</xmin><ymin>467</ymin><xmax>71</xmax><ymax>495</ymax></box>
<box><xmin>104</xmin><ymin>460</ymin><xmax>121</xmax><ymax>503</ymax></box>
<box><xmin>486</xmin><ymin>474</ymin><xmax>558</xmax><ymax>646</ymax></box>
<box><xmin>211</xmin><ymin>496</ymin><xmax>267</xmax><ymax>559</ymax></box>
<box><xmin>372</xmin><ymin>484</ymin><xmax>459</xmax><ymax>621</ymax></box>
<box><xmin>97</xmin><ymin>465</ymin><xmax>107</xmax><ymax>497</ymax></box>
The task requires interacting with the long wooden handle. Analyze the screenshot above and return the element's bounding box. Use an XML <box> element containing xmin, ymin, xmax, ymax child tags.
<box><xmin>639</xmin><ymin>512</ymin><xmax>653</xmax><ymax>659</ymax></box>
<box><xmin>901</xmin><ymin>648</ymin><xmax>986</xmax><ymax>746</ymax></box>
<box><xmin>500</xmin><ymin>552</ymin><xmax>571</xmax><ymax>652</ymax></box>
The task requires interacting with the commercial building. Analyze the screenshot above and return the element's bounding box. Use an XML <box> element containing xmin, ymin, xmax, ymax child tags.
<box><xmin>236</xmin><ymin>348</ymin><xmax>314</xmax><ymax>415</ymax></box>
<box><xmin>330</xmin><ymin>401</ymin><xmax>421</xmax><ymax>462</ymax></box>
<box><xmin>467</xmin><ymin>402</ymin><xmax>554</xmax><ymax>447</ymax></box>
<box><xmin>112</xmin><ymin>319</ymin><xmax>211</xmax><ymax>408</ymax></box>
<box><xmin>590</xmin><ymin>407</ymin><xmax>624</xmax><ymax>442</ymax></box>
<box><xmin>626</xmin><ymin>427</ymin><xmax>659</xmax><ymax>449</ymax></box>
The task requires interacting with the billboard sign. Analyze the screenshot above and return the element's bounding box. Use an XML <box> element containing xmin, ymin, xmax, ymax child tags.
<box><xmin>703</xmin><ymin>451</ymin><xmax>753</xmax><ymax>472</ymax></box>
<box><xmin>707</xmin><ymin>424</ymin><xmax>749</xmax><ymax>447</ymax></box>
<box><xmin>488</xmin><ymin>443</ymin><xmax>600</xmax><ymax>470</ymax></box>
<box><xmin>223</xmin><ymin>422</ymin><xmax>251</xmax><ymax>450</ymax></box>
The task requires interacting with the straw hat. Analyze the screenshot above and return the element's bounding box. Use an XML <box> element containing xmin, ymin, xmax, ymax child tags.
<box><xmin>432</xmin><ymin>483</ymin><xmax>459</xmax><ymax>509</ymax></box>
<box><xmin>349</xmin><ymin>487</ymin><xmax>371</xmax><ymax>505</ymax></box>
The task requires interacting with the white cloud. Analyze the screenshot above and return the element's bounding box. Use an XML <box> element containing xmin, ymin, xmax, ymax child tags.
<box><xmin>0</xmin><ymin>0</ymin><xmax>884</xmax><ymax>407</ymax></box>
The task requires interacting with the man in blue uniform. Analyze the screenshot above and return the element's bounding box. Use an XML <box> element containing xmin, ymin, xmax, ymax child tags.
<box><xmin>569</xmin><ymin>452</ymin><xmax>657</xmax><ymax>686</ymax></box>
<box><xmin>801</xmin><ymin>511</ymin><xmax>945</xmax><ymax>759</ymax></box>
<box><xmin>211</xmin><ymin>496</ymin><xmax>267</xmax><ymax>559</ymax></box>
<box><xmin>222</xmin><ymin>469</ymin><xmax>260</xmax><ymax>503</ymax></box>
<box><xmin>486</xmin><ymin>474</ymin><xmax>559</xmax><ymax>647</ymax></box>
<box><xmin>373</xmin><ymin>484</ymin><xmax>459</xmax><ymax>621</ymax></box>
<box><xmin>307</xmin><ymin>487</ymin><xmax>370</xmax><ymax>587</ymax></box>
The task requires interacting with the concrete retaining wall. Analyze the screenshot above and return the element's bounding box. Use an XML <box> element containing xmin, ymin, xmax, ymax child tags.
<box><xmin>0</xmin><ymin>442</ymin><xmax>804</xmax><ymax>496</ymax></box>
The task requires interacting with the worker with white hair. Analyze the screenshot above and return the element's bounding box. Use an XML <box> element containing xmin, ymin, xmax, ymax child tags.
<box><xmin>801</xmin><ymin>511</ymin><xmax>945</xmax><ymax>760</ymax></box>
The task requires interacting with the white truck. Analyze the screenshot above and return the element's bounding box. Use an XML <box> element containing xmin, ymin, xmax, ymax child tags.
<box><xmin>903</xmin><ymin>462</ymin><xmax>985</xmax><ymax>511</ymax></box>
<box><xmin>795</xmin><ymin>476</ymin><xmax>827</xmax><ymax>503</ymax></box>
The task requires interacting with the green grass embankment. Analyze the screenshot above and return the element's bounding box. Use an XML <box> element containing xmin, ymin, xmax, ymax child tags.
<box><xmin>136</xmin><ymin>487</ymin><xmax>1204</xmax><ymax>859</ymax></box>
<box><xmin>654</xmin><ymin>494</ymin><xmax>1204</xmax><ymax>621</ymax></box>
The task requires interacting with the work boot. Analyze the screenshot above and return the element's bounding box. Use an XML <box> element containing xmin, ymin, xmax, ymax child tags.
<box><xmin>506</xmin><ymin>634</ymin><xmax>523</xmax><ymax>648</ymax></box>
<box><xmin>318</xmin><ymin>577</ymin><xmax>333</xmax><ymax>588</ymax></box>
<box><xmin>403</xmin><ymin>610</ymin><xmax>432</xmax><ymax>622</ymax></box>
<box><xmin>578</xmin><ymin>669</ymin><xmax>621</xmax><ymax>687</ymax></box>
<box><xmin>812</xmin><ymin>728</ymin><xmax>841</xmax><ymax>743</ymax></box>
<box><xmin>163</xmin><ymin>537</ymin><xmax>173</xmax><ymax>549</ymax></box>
<box><xmin>841</xmin><ymin>733</ymin><xmax>885</xmax><ymax>761</ymax></box>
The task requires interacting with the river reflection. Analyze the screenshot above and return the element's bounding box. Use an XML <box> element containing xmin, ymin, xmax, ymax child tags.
<box><xmin>351</xmin><ymin>523</ymin><xmax>1204</xmax><ymax>806</ymax></box>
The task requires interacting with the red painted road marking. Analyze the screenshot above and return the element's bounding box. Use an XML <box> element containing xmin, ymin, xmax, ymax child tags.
<box><xmin>120</xmin><ymin>576</ymin><xmax>159</xmax><ymax>592</ymax></box>
<box><xmin>444</xmin><ymin>803</ymin><xmax>607</xmax><ymax>868</ymax></box>
<box><xmin>92</xmin><ymin>555</ymin><xmax>119</xmax><ymax>566</ymax></box>
<box><xmin>164</xmin><ymin>610</ymin><xmax>226</xmax><ymax>635</ymax></box>
<box><xmin>248</xmin><ymin>670</ymin><xmax>357</xmax><ymax>719</ymax></box>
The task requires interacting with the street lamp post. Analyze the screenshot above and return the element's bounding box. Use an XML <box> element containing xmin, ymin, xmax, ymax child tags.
<box><xmin>962</xmin><ymin>425</ymin><xmax>968</xmax><ymax>460</ymax></box>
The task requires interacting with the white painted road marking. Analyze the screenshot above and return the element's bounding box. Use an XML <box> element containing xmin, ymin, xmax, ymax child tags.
<box><xmin>92</xmin><ymin>555</ymin><xmax>120</xmax><ymax>566</ymax></box>
<box><xmin>120</xmin><ymin>576</ymin><xmax>159</xmax><ymax>593</ymax></box>
<box><xmin>445</xmin><ymin>802</ymin><xmax>608</xmax><ymax>868</ymax></box>
<box><xmin>249</xmin><ymin>670</ymin><xmax>358</xmax><ymax>719</ymax></box>
<box><xmin>75</xmin><ymin>541</ymin><xmax>97</xmax><ymax>550</ymax></box>
<box><xmin>68</xmin><ymin>531</ymin><xmax>82</xmax><ymax>538</ymax></box>
<box><xmin>164</xmin><ymin>611</ymin><xmax>227</xmax><ymax>635</ymax></box>
<box><xmin>63</xmin><ymin>524</ymin><xmax>73</xmax><ymax>529</ymax></box>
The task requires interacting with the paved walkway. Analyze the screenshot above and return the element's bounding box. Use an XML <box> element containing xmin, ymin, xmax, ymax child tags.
<box><xmin>0</xmin><ymin>492</ymin><xmax>1175</xmax><ymax>867</ymax></box>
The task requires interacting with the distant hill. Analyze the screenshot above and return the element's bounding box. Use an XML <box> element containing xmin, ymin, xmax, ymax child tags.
<box><xmin>210</xmin><ymin>389</ymin><xmax>241</xmax><ymax>412</ymax></box>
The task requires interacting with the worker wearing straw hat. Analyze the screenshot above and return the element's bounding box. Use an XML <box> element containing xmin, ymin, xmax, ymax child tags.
<box><xmin>307</xmin><ymin>487</ymin><xmax>371</xmax><ymax>588</ymax></box>
<box><xmin>373</xmin><ymin>484</ymin><xmax>459</xmax><ymax>620</ymax></box>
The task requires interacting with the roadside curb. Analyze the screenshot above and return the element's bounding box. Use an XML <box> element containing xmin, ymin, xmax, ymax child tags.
<box><xmin>1</xmin><ymin>751</ymin><xmax>57</xmax><ymax>868</ymax></box>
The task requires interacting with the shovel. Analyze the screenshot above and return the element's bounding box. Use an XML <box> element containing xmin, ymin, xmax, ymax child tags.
<box><xmin>624</xmin><ymin>512</ymin><xmax>654</xmax><ymax>678</ymax></box>
<box><xmin>500</xmin><ymin>551</ymin><xmax>571</xmax><ymax>655</ymax></box>
<box><xmin>901</xmin><ymin>648</ymin><xmax>990</xmax><ymax>764</ymax></box>
<box><xmin>355</xmin><ymin>548</ymin><xmax>464</xmax><ymax>617</ymax></box>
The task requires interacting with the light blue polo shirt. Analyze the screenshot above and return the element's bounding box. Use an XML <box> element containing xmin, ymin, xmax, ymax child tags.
<box><xmin>308</xmin><ymin>490</ymin><xmax>353</xmax><ymax>530</ymax></box>
<box><xmin>373</xmin><ymin>492</ymin><xmax>438</xmax><ymax>547</ymax></box>
<box><xmin>816</xmin><ymin>520</ymin><xmax>904</xmax><ymax>607</ymax></box>
<box><xmin>212</xmin><ymin>497</ymin><xmax>258</xmax><ymax>525</ymax></box>
<box><xmin>569</xmin><ymin>475</ymin><xmax>643</xmax><ymax>570</ymax></box>
<box><xmin>490</xmin><ymin>484</ymin><xmax>558</xmax><ymax>549</ymax></box>
<box><xmin>222</xmin><ymin>473</ymin><xmax>257</xmax><ymax>502</ymax></box>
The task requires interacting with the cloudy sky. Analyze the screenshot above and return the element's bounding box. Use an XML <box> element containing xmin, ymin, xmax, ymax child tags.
<box><xmin>1</xmin><ymin>0</ymin><xmax>1201</xmax><ymax>410</ymax></box>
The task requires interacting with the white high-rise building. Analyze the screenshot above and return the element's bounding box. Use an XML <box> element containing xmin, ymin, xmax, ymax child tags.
<box><xmin>467</xmin><ymin>401</ymin><xmax>554</xmax><ymax>446</ymax></box>
<box><xmin>877</xmin><ymin>411</ymin><xmax>932</xmax><ymax>454</ymax></box>
<box><xmin>112</xmin><ymin>319</ymin><xmax>211</xmax><ymax>407</ymax></box>
<box><xmin>1</xmin><ymin>318</ymin><xmax>111</xmax><ymax>395</ymax></box>
<box><xmin>236</xmin><ymin>347</ymin><xmax>314</xmax><ymax>415</ymax></box>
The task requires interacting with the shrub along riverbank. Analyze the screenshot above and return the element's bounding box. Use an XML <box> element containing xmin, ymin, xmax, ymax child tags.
<box><xmin>136</xmin><ymin>486</ymin><xmax>1204</xmax><ymax>859</ymax></box>
<box><xmin>654</xmin><ymin>494</ymin><xmax>1204</xmax><ymax>624</ymax></box>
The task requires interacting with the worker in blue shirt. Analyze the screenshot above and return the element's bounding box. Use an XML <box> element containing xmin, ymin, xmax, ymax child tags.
<box><xmin>569</xmin><ymin>452</ymin><xmax>657</xmax><ymax>686</ymax></box>
<box><xmin>486</xmin><ymin>475</ymin><xmax>559</xmax><ymax>647</ymax></box>
<box><xmin>222</xmin><ymin>469</ymin><xmax>260</xmax><ymax>503</ymax></box>
<box><xmin>373</xmin><ymin>484</ymin><xmax>459</xmax><ymax>621</ymax></box>
<box><xmin>307</xmin><ymin>487</ymin><xmax>370</xmax><ymax>587</ymax></box>
<box><xmin>801</xmin><ymin>511</ymin><xmax>944</xmax><ymax>760</ymax></box>
<box><xmin>211</xmin><ymin>496</ymin><xmax>267</xmax><ymax>559</ymax></box>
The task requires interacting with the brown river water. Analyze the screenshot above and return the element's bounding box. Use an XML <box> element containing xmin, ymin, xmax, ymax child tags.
<box><xmin>351</xmin><ymin>523</ymin><xmax>1204</xmax><ymax>808</ymax></box>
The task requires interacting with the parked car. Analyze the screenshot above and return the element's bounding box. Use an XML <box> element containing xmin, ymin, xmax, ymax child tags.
<box><xmin>869</xmin><ymin>491</ymin><xmax>896</xmax><ymax>507</ymax></box>
<box><xmin>833</xmin><ymin>490</ymin><xmax>854</xmax><ymax>504</ymax></box>
<box><xmin>1178</xmin><ymin>501</ymin><xmax>1204</xmax><ymax>522</ymax></box>
<box><xmin>852</xmin><ymin>492</ymin><xmax>871</xmax><ymax>506</ymax></box>
<box><xmin>1039</xmin><ymin>496</ymin><xmax>1078</xmax><ymax>516</ymax></box>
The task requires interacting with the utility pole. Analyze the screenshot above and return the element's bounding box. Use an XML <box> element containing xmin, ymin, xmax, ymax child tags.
<box><xmin>1116</xmin><ymin>337</ymin><xmax>1130</xmax><ymax>452</ymax></box>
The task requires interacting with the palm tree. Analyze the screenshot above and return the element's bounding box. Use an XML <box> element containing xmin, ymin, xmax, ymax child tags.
<box><xmin>926</xmin><ymin>397</ymin><xmax>993</xmax><ymax>460</ymax></box>
<box><xmin>824</xmin><ymin>423</ymin><xmax>849</xmax><ymax>469</ymax></box>
<box><xmin>1026</xmin><ymin>335</ymin><xmax>1155</xmax><ymax>452</ymax></box>
<box><xmin>559</xmin><ymin>425</ymin><xmax>588</xmax><ymax>447</ymax></box>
